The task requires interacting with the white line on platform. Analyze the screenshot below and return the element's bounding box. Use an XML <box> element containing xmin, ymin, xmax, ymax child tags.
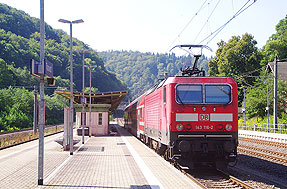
<box><xmin>43</xmin><ymin>137</ymin><xmax>90</xmax><ymax>185</ymax></box>
<box><xmin>139</xmin><ymin>137</ymin><xmax>203</xmax><ymax>188</ymax></box>
<box><xmin>120</xmin><ymin>133</ymin><xmax>164</xmax><ymax>189</ymax></box>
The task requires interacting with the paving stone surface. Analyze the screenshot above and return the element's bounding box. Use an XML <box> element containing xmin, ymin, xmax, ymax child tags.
<box><xmin>0</xmin><ymin>125</ymin><xmax>201</xmax><ymax>189</ymax></box>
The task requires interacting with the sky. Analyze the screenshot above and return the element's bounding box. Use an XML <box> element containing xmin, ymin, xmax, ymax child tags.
<box><xmin>1</xmin><ymin>0</ymin><xmax>287</xmax><ymax>57</ymax></box>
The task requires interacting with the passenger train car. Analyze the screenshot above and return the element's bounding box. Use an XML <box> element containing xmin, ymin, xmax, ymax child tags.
<box><xmin>124</xmin><ymin>45</ymin><xmax>238</xmax><ymax>169</ymax></box>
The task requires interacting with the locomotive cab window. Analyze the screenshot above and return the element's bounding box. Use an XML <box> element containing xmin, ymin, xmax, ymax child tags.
<box><xmin>205</xmin><ymin>85</ymin><xmax>231</xmax><ymax>104</ymax></box>
<box><xmin>176</xmin><ymin>84</ymin><xmax>231</xmax><ymax>104</ymax></box>
<box><xmin>176</xmin><ymin>84</ymin><xmax>203</xmax><ymax>103</ymax></box>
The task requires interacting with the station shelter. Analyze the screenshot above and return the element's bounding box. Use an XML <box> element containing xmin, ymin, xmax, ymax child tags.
<box><xmin>55</xmin><ymin>90</ymin><xmax>128</xmax><ymax>136</ymax></box>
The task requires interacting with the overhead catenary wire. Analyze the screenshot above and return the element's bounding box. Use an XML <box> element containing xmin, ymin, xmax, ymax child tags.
<box><xmin>167</xmin><ymin>0</ymin><xmax>257</xmax><ymax>56</ymax></box>
<box><xmin>199</xmin><ymin>0</ymin><xmax>257</xmax><ymax>46</ymax></box>
<box><xmin>234</xmin><ymin>72</ymin><xmax>273</xmax><ymax>92</ymax></box>
<box><xmin>235</xmin><ymin>65</ymin><xmax>274</xmax><ymax>81</ymax></box>
<box><xmin>192</xmin><ymin>0</ymin><xmax>221</xmax><ymax>44</ymax></box>
<box><xmin>166</xmin><ymin>0</ymin><xmax>210</xmax><ymax>52</ymax></box>
<box><xmin>237</xmin><ymin>66</ymin><xmax>266</xmax><ymax>78</ymax></box>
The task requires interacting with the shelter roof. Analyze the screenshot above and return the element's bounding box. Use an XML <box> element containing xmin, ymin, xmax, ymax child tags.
<box><xmin>55</xmin><ymin>90</ymin><xmax>128</xmax><ymax>112</ymax></box>
<box><xmin>266</xmin><ymin>62</ymin><xmax>287</xmax><ymax>82</ymax></box>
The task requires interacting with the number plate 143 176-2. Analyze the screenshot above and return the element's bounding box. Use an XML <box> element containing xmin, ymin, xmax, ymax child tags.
<box><xmin>195</xmin><ymin>125</ymin><xmax>214</xmax><ymax>130</ymax></box>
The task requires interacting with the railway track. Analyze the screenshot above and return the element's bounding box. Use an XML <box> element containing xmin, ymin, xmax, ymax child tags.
<box><xmin>183</xmin><ymin>168</ymin><xmax>254</xmax><ymax>189</ymax></box>
<box><xmin>238</xmin><ymin>137</ymin><xmax>287</xmax><ymax>164</ymax></box>
<box><xmin>0</xmin><ymin>124</ymin><xmax>64</xmax><ymax>149</ymax></box>
<box><xmin>238</xmin><ymin>145</ymin><xmax>287</xmax><ymax>163</ymax></box>
<box><xmin>166</xmin><ymin>156</ymin><xmax>254</xmax><ymax>188</ymax></box>
<box><xmin>154</xmin><ymin>145</ymin><xmax>255</xmax><ymax>188</ymax></box>
<box><xmin>239</xmin><ymin>136</ymin><xmax>287</xmax><ymax>148</ymax></box>
<box><xmin>118</xmin><ymin>125</ymin><xmax>261</xmax><ymax>188</ymax></box>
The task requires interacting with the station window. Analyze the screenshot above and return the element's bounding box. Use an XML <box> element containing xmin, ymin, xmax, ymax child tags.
<box><xmin>98</xmin><ymin>113</ymin><xmax>102</xmax><ymax>125</ymax></box>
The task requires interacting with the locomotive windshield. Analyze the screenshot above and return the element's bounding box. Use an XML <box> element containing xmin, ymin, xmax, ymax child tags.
<box><xmin>176</xmin><ymin>85</ymin><xmax>203</xmax><ymax>103</ymax></box>
<box><xmin>205</xmin><ymin>85</ymin><xmax>231</xmax><ymax>103</ymax></box>
<box><xmin>176</xmin><ymin>84</ymin><xmax>231</xmax><ymax>104</ymax></box>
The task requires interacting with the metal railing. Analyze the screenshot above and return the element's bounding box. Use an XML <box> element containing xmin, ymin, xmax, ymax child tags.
<box><xmin>239</xmin><ymin>123</ymin><xmax>287</xmax><ymax>134</ymax></box>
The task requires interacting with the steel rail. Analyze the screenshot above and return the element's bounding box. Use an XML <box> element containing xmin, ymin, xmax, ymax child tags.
<box><xmin>239</xmin><ymin>137</ymin><xmax>287</xmax><ymax>148</ymax></box>
<box><xmin>191</xmin><ymin>169</ymin><xmax>255</xmax><ymax>189</ymax></box>
<box><xmin>239</xmin><ymin>144</ymin><xmax>287</xmax><ymax>158</ymax></box>
<box><xmin>238</xmin><ymin>147</ymin><xmax>287</xmax><ymax>163</ymax></box>
<box><xmin>218</xmin><ymin>169</ymin><xmax>255</xmax><ymax>189</ymax></box>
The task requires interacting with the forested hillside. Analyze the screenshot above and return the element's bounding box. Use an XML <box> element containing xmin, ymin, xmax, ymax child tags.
<box><xmin>99</xmin><ymin>50</ymin><xmax>209</xmax><ymax>100</ymax></box>
<box><xmin>0</xmin><ymin>3</ymin><xmax>126</xmax><ymax>92</ymax></box>
<box><xmin>0</xmin><ymin>3</ymin><xmax>126</xmax><ymax>131</ymax></box>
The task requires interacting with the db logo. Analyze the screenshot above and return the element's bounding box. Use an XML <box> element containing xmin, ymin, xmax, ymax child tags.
<box><xmin>199</xmin><ymin>114</ymin><xmax>209</xmax><ymax>121</ymax></box>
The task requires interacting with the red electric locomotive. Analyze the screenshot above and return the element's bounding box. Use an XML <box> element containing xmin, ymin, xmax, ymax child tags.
<box><xmin>124</xmin><ymin>45</ymin><xmax>238</xmax><ymax>169</ymax></box>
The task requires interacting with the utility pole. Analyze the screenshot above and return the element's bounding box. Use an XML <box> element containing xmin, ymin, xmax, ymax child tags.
<box><xmin>82</xmin><ymin>51</ymin><xmax>85</xmax><ymax>144</ymax></box>
<box><xmin>89</xmin><ymin>67</ymin><xmax>92</xmax><ymax>137</ymax></box>
<box><xmin>273</xmin><ymin>56</ymin><xmax>278</xmax><ymax>133</ymax></box>
<box><xmin>33</xmin><ymin>86</ymin><xmax>37</xmax><ymax>134</ymax></box>
<box><xmin>266</xmin><ymin>82</ymin><xmax>270</xmax><ymax>132</ymax></box>
<box><xmin>38</xmin><ymin>0</ymin><xmax>45</xmax><ymax>185</ymax></box>
<box><xmin>243</xmin><ymin>87</ymin><xmax>246</xmax><ymax>126</ymax></box>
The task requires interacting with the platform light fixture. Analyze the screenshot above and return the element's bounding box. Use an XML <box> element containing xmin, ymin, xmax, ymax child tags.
<box><xmin>84</xmin><ymin>64</ymin><xmax>97</xmax><ymax>137</ymax></box>
<box><xmin>58</xmin><ymin>18</ymin><xmax>84</xmax><ymax>155</ymax></box>
<box><xmin>75</xmin><ymin>49</ymin><xmax>92</xmax><ymax>143</ymax></box>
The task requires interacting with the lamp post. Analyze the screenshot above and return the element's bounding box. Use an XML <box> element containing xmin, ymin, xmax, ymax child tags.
<box><xmin>58</xmin><ymin>18</ymin><xmax>84</xmax><ymax>155</ymax></box>
<box><xmin>38</xmin><ymin>0</ymin><xmax>45</xmax><ymax>185</ymax></box>
<box><xmin>85</xmin><ymin>65</ymin><xmax>97</xmax><ymax>137</ymax></box>
<box><xmin>75</xmin><ymin>49</ymin><xmax>91</xmax><ymax>144</ymax></box>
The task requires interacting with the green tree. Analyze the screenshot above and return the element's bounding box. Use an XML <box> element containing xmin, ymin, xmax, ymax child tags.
<box><xmin>208</xmin><ymin>33</ymin><xmax>262</xmax><ymax>105</ymax></box>
<box><xmin>242</xmin><ymin>15</ymin><xmax>287</xmax><ymax>120</ymax></box>
<box><xmin>84</xmin><ymin>87</ymin><xmax>99</xmax><ymax>93</ymax></box>
<box><xmin>0</xmin><ymin>87</ymin><xmax>33</xmax><ymax>131</ymax></box>
<box><xmin>245</xmin><ymin>77</ymin><xmax>287</xmax><ymax>119</ymax></box>
<box><xmin>0</xmin><ymin>58</ymin><xmax>15</xmax><ymax>88</ymax></box>
<box><xmin>261</xmin><ymin>15</ymin><xmax>287</xmax><ymax>64</ymax></box>
<box><xmin>209</xmin><ymin>33</ymin><xmax>262</xmax><ymax>81</ymax></box>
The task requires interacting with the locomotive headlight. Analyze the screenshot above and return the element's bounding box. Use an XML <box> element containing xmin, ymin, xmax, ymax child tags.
<box><xmin>176</xmin><ymin>124</ymin><xmax>184</xmax><ymax>131</ymax></box>
<box><xmin>216</xmin><ymin>124</ymin><xmax>224</xmax><ymax>131</ymax></box>
<box><xmin>185</xmin><ymin>124</ymin><xmax>192</xmax><ymax>130</ymax></box>
<box><xmin>225</xmin><ymin>124</ymin><xmax>232</xmax><ymax>131</ymax></box>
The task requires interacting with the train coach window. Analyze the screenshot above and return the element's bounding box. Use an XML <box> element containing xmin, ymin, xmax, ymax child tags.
<box><xmin>176</xmin><ymin>84</ymin><xmax>203</xmax><ymax>103</ymax></box>
<box><xmin>164</xmin><ymin>87</ymin><xmax>166</xmax><ymax>104</ymax></box>
<box><xmin>205</xmin><ymin>85</ymin><xmax>231</xmax><ymax>104</ymax></box>
<box><xmin>140</xmin><ymin>108</ymin><xmax>143</xmax><ymax>119</ymax></box>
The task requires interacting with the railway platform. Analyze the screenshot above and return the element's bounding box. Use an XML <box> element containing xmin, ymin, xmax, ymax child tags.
<box><xmin>0</xmin><ymin>123</ymin><xmax>201</xmax><ymax>189</ymax></box>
